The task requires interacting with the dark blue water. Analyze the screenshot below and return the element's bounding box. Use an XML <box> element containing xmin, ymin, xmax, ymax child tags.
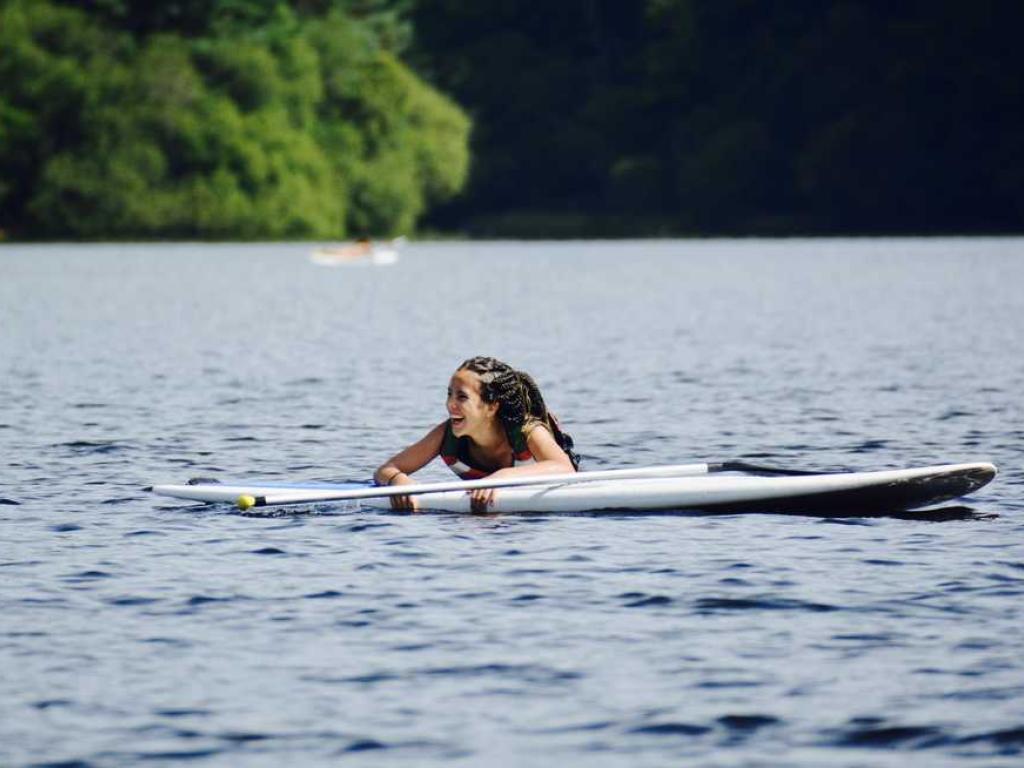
<box><xmin>2</xmin><ymin>239</ymin><xmax>1023</xmax><ymax>766</ymax></box>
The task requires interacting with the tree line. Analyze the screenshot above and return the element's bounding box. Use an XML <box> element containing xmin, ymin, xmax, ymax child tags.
<box><xmin>2</xmin><ymin>0</ymin><xmax>1020</xmax><ymax>239</ymax></box>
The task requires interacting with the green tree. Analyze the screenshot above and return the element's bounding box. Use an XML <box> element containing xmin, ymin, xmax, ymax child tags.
<box><xmin>0</xmin><ymin>0</ymin><xmax>469</xmax><ymax>239</ymax></box>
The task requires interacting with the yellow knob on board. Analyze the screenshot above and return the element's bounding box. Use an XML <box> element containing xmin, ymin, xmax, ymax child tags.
<box><xmin>237</xmin><ymin>495</ymin><xmax>256</xmax><ymax>511</ymax></box>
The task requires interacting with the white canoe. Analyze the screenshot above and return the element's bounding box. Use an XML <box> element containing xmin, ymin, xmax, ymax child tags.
<box><xmin>152</xmin><ymin>462</ymin><xmax>996</xmax><ymax>516</ymax></box>
<box><xmin>310</xmin><ymin>237</ymin><xmax>403</xmax><ymax>266</ymax></box>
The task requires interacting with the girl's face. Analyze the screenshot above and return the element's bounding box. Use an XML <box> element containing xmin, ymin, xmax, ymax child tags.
<box><xmin>447</xmin><ymin>369</ymin><xmax>498</xmax><ymax>438</ymax></box>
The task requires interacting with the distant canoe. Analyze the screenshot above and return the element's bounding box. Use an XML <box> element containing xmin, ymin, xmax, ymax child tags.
<box><xmin>310</xmin><ymin>237</ymin><xmax>404</xmax><ymax>267</ymax></box>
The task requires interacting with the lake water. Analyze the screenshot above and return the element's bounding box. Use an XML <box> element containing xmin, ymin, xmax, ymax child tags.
<box><xmin>2</xmin><ymin>238</ymin><xmax>1023</xmax><ymax>767</ymax></box>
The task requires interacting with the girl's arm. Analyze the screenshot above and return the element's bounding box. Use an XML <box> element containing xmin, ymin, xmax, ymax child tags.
<box><xmin>467</xmin><ymin>424</ymin><xmax>575</xmax><ymax>512</ymax></box>
<box><xmin>373</xmin><ymin>421</ymin><xmax>447</xmax><ymax>509</ymax></box>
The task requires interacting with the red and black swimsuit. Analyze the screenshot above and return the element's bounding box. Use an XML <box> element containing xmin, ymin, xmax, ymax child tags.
<box><xmin>439</xmin><ymin>420</ymin><xmax>537</xmax><ymax>479</ymax></box>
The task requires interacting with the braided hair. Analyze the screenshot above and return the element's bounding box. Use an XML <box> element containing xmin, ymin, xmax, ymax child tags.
<box><xmin>458</xmin><ymin>356</ymin><xmax>580</xmax><ymax>469</ymax></box>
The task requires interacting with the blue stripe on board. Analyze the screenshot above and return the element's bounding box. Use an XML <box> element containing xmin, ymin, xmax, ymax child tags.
<box><xmin>211</xmin><ymin>481</ymin><xmax>371</xmax><ymax>491</ymax></box>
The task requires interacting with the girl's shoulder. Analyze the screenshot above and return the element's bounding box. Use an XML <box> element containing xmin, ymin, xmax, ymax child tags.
<box><xmin>520</xmin><ymin>417</ymin><xmax>552</xmax><ymax>440</ymax></box>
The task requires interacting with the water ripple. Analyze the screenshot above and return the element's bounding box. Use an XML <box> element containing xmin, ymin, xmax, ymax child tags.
<box><xmin>694</xmin><ymin>597</ymin><xmax>839</xmax><ymax>613</ymax></box>
<box><xmin>3</xmin><ymin>239</ymin><xmax>1022</xmax><ymax>767</ymax></box>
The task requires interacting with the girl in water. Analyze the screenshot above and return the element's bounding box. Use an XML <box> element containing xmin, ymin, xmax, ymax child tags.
<box><xmin>374</xmin><ymin>356</ymin><xmax>579</xmax><ymax>511</ymax></box>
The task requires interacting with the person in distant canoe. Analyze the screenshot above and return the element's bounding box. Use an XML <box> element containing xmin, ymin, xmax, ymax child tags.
<box><xmin>374</xmin><ymin>356</ymin><xmax>580</xmax><ymax>512</ymax></box>
<box><xmin>322</xmin><ymin>236</ymin><xmax>372</xmax><ymax>262</ymax></box>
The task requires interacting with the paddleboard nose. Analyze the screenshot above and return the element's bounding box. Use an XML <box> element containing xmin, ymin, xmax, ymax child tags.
<box><xmin>964</xmin><ymin>462</ymin><xmax>997</xmax><ymax>492</ymax></box>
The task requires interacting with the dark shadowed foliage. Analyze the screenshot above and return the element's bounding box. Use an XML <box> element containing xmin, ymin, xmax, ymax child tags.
<box><xmin>411</xmin><ymin>0</ymin><xmax>1024</xmax><ymax>236</ymax></box>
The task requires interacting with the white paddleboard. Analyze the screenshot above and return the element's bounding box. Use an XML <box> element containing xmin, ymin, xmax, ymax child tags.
<box><xmin>152</xmin><ymin>462</ymin><xmax>996</xmax><ymax>515</ymax></box>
